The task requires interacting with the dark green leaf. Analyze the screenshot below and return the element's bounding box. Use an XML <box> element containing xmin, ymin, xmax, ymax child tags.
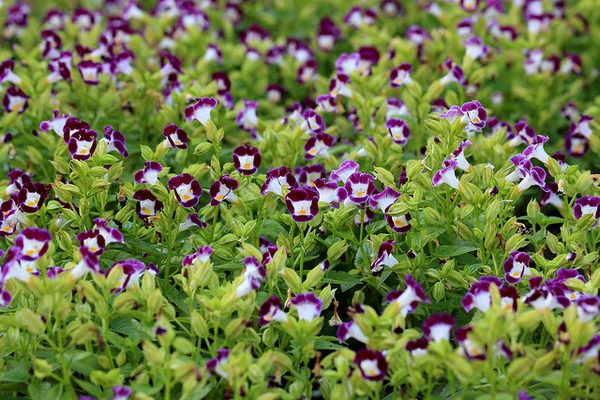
<box><xmin>434</xmin><ymin>244</ymin><xmax>478</xmax><ymax>257</ymax></box>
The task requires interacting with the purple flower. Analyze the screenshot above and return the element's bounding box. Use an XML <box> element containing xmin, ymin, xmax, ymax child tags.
<box><xmin>565</xmin><ymin>131</ymin><xmax>589</xmax><ymax>158</ymax></box>
<box><xmin>162</xmin><ymin>124</ymin><xmax>188</xmax><ymax>150</ymax></box>
<box><xmin>440</xmin><ymin>60</ymin><xmax>465</xmax><ymax>87</ymax></box>
<box><xmin>313</xmin><ymin>178</ymin><xmax>346</xmax><ymax>207</ymax></box>
<box><xmin>209</xmin><ymin>175</ymin><xmax>238</xmax><ymax>206</ymax></box>
<box><xmin>134</xmin><ymin>161</ymin><xmax>163</xmax><ymax>185</ymax></box>
<box><xmin>212</xmin><ymin>71</ymin><xmax>231</xmax><ymax>95</ymax></box>
<box><xmin>266</xmin><ymin>84</ymin><xmax>284</xmax><ymax>103</ymax></box>
<box><xmin>503</xmin><ymin>251</ymin><xmax>532</xmax><ymax>284</ymax></box>
<box><xmin>233</xmin><ymin>145</ymin><xmax>261</xmax><ymax>175</ymax></box>
<box><xmin>576</xmin><ymin>295</ymin><xmax>600</xmax><ymax>323</ymax></box>
<box><xmin>344</xmin><ymin>172</ymin><xmax>376</xmax><ymax>206</ymax></box>
<box><xmin>330</xmin><ymin>160</ymin><xmax>360</xmax><ymax>183</ymax></box>
<box><xmin>0</xmin><ymin>60</ymin><xmax>21</xmax><ymax>85</ymax></box>
<box><xmin>329</xmin><ymin>73</ymin><xmax>352</xmax><ymax>98</ymax></box>
<box><xmin>62</xmin><ymin>117</ymin><xmax>91</xmax><ymax>143</ymax></box>
<box><xmin>93</xmin><ymin>218</ymin><xmax>124</xmax><ymax>246</ymax></box>
<box><xmin>316</xmin><ymin>17</ymin><xmax>340</xmax><ymax>52</ymax></box>
<box><xmin>285</xmin><ymin>187</ymin><xmax>320</xmax><ymax>222</ymax></box>
<box><xmin>463</xmin><ymin>36</ymin><xmax>489</xmax><ymax>60</ymax></box>
<box><xmin>385</xmin><ymin>119</ymin><xmax>410</xmax><ymax>145</ymax></box>
<box><xmin>300</xmin><ymin>109</ymin><xmax>326</xmax><ymax>134</ymax></box>
<box><xmin>371</xmin><ymin>240</ymin><xmax>399</xmax><ymax>274</ymax></box>
<box><xmin>2</xmin><ymin>86</ymin><xmax>28</xmax><ymax>114</ymax></box>
<box><xmin>369</xmin><ymin>187</ymin><xmax>401</xmax><ymax>213</ymax></box>
<box><xmin>16</xmin><ymin>182</ymin><xmax>48</xmax><ymax>213</ymax></box>
<box><xmin>5</xmin><ymin>169</ymin><xmax>32</xmax><ymax>196</ymax></box>
<box><xmin>182</xmin><ymin>245</ymin><xmax>213</xmax><ymax>267</ymax></box>
<box><xmin>168</xmin><ymin>174</ymin><xmax>203</xmax><ymax>208</ymax></box>
<box><xmin>261</xmin><ymin>166</ymin><xmax>298</xmax><ymax>197</ymax></box>
<box><xmin>390</xmin><ymin>63</ymin><xmax>412</xmax><ymax>87</ymax></box>
<box><xmin>432</xmin><ymin>159</ymin><xmax>460</xmax><ymax>189</ymax></box>
<box><xmin>386</xmin><ymin>274</ymin><xmax>430</xmax><ymax>314</ymax></box>
<box><xmin>39</xmin><ymin>109</ymin><xmax>71</xmax><ymax>137</ymax></box>
<box><xmin>77</xmin><ymin>60</ymin><xmax>102</xmax><ymax>85</ymax></box>
<box><xmin>101</xmin><ymin>126</ymin><xmax>128</xmax><ymax>157</ymax></box>
<box><xmin>456</xmin><ymin>326</ymin><xmax>486</xmax><ymax>360</ymax></box>
<box><xmin>459</xmin><ymin>0</ymin><xmax>480</xmax><ymax>12</ymax></box>
<box><xmin>185</xmin><ymin>97</ymin><xmax>217</xmax><ymax>127</ymax></box>
<box><xmin>207</xmin><ymin>348</ymin><xmax>230</xmax><ymax>379</ymax></box>
<box><xmin>522</xmin><ymin>276</ymin><xmax>570</xmax><ymax>310</ymax></box>
<box><xmin>204</xmin><ymin>43</ymin><xmax>223</xmax><ymax>64</ymax></box>
<box><xmin>107</xmin><ymin>259</ymin><xmax>146</xmax><ymax>293</ymax></box>
<box><xmin>13</xmin><ymin>228</ymin><xmax>51</xmax><ymax>261</ymax></box>
<box><xmin>337</xmin><ymin>320</ymin><xmax>369</xmax><ymax>344</ymax></box>
<box><xmin>77</xmin><ymin>229</ymin><xmax>106</xmax><ymax>255</ymax></box>
<box><xmin>259</xmin><ymin>296</ymin><xmax>288</xmax><ymax>325</ymax></box>
<box><xmin>132</xmin><ymin>189</ymin><xmax>163</xmax><ymax>220</ymax></box>
<box><xmin>406</xmin><ymin>338</ymin><xmax>429</xmax><ymax>358</ymax></box>
<box><xmin>574</xmin><ymin>196</ymin><xmax>600</xmax><ymax>227</ymax></box>
<box><xmin>508</xmin><ymin>120</ymin><xmax>537</xmax><ymax>146</ymax></box>
<box><xmin>353</xmin><ymin>349</ymin><xmax>388</xmax><ymax>381</ymax></box>
<box><xmin>304</xmin><ymin>133</ymin><xmax>334</xmax><ymax>160</ymax></box>
<box><xmin>179</xmin><ymin>214</ymin><xmax>207</xmax><ymax>232</ymax></box>
<box><xmin>385</xmin><ymin>213</ymin><xmax>412</xmax><ymax>234</ymax></box>
<box><xmin>68</xmin><ymin>129</ymin><xmax>98</xmax><ymax>161</ymax></box>
<box><xmin>297</xmin><ymin>59</ymin><xmax>318</xmax><ymax>84</ymax></box>
<box><xmin>460</xmin><ymin>100</ymin><xmax>487</xmax><ymax>132</ymax></box>
<box><xmin>422</xmin><ymin>313</ymin><xmax>456</xmax><ymax>342</ymax></box>
<box><xmin>296</xmin><ymin>164</ymin><xmax>326</xmax><ymax>186</ymax></box>
<box><xmin>112</xmin><ymin>385</ymin><xmax>132</xmax><ymax>400</ymax></box>
<box><xmin>291</xmin><ymin>292</ymin><xmax>322</xmax><ymax>321</ymax></box>
<box><xmin>69</xmin><ymin>246</ymin><xmax>102</xmax><ymax>281</ymax></box>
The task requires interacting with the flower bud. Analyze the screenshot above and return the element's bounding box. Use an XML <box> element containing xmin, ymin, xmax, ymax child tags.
<box><xmin>16</xmin><ymin>308</ymin><xmax>45</xmax><ymax>335</ymax></box>
<box><xmin>33</xmin><ymin>358</ymin><xmax>53</xmax><ymax>379</ymax></box>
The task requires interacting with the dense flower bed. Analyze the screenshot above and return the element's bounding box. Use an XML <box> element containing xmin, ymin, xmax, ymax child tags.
<box><xmin>1</xmin><ymin>0</ymin><xmax>600</xmax><ymax>398</ymax></box>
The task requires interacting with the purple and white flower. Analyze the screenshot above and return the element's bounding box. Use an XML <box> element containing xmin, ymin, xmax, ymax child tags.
<box><xmin>291</xmin><ymin>292</ymin><xmax>322</xmax><ymax>321</ymax></box>
<box><xmin>371</xmin><ymin>240</ymin><xmax>399</xmax><ymax>274</ymax></box>
<box><xmin>503</xmin><ymin>251</ymin><xmax>532</xmax><ymax>284</ymax></box>
<box><xmin>134</xmin><ymin>161</ymin><xmax>163</xmax><ymax>185</ymax></box>
<box><xmin>389</xmin><ymin>63</ymin><xmax>412</xmax><ymax>87</ymax></box>
<box><xmin>209</xmin><ymin>175</ymin><xmax>239</xmax><ymax>206</ymax></box>
<box><xmin>162</xmin><ymin>124</ymin><xmax>188</xmax><ymax>149</ymax></box>
<box><xmin>232</xmin><ymin>145</ymin><xmax>261</xmax><ymax>175</ymax></box>
<box><xmin>285</xmin><ymin>187</ymin><xmax>320</xmax><ymax>222</ymax></box>
<box><xmin>132</xmin><ymin>189</ymin><xmax>163</xmax><ymax>220</ymax></box>
<box><xmin>185</xmin><ymin>97</ymin><xmax>217</xmax><ymax>128</ymax></box>
<box><xmin>422</xmin><ymin>313</ymin><xmax>456</xmax><ymax>342</ymax></box>
<box><xmin>259</xmin><ymin>296</ymin><xmax>289</xmax><ymax>325</ymax></box>
<box><xmin>353</xmin><ymin>349</ymin><xmax>388</xmax><ymax>381</ymax></box>
<box><xmin>168</xmin><ymin>174</ymin><xmax>203</xmax><ymax>208</ymax></box>
<box><xmin>386</xmin><ymin>119</ymin><xmax>410</xmax><ymax>145</ymax></box>
<box><xmin>573</xmin><ymin>196</ymin><xmax>600</xmax><ymax>227</ymax></box>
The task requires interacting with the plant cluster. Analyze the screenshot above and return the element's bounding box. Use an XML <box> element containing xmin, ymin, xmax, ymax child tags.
<box><xmin>1</xmin><ymin>0</ymin><xmax>600</xmax><ymax>399</ymax></box>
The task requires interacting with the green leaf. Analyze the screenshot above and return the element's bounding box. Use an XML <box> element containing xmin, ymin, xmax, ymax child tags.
<box><xmin>434</xmin><ymin>244</ymin><xmax>478</xmax><ymax>257</ymax></box>
<box><xmin>322</xmin><ymin>271</ymin><xmax>363</xmax><ymax>291</ymax></box>
<box><xmin>74</xmin><ymin>378</ymin><xmax>104</xmax><ymax>398</ymax></box>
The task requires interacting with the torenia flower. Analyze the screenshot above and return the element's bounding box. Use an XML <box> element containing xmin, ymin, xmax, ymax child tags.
<box><xmin>17</xmin><ymin>182</ymin><xmax>48</xmax><ymax>213</ymax></box>
<box><xmin>0</xmin><ymin>60</ymin><xmax>21</xmax><ymax>85</ymax></box>
<box><xmin>236</xmin><ymin>100</ymin><xmax>259</xmax><ymax>134</ymax></box>
<box><xmin>77</xmin><ymin>60</ymin><xmax>102</xmax><ymax>85</ymax></box>
<box><xmin>14</xmin><ymin>227</ymin><xmax>52</xmax><ymax>261</ymax></box>
<box><xmin>132</xmin><ymin>189</ymin><xmax>164</xmax><ymax>220</ymax></box>
<box><xmin>369</xmin><ymin>187</ymin><xmax>401</xmax><ymax>213</ymax></box>
<box><xmin>207</xmin><ymin>348</ymin><xmax>230</xmax><ymax>379</ymax></box>
<box><xmin>168</xmin><ymin>173</ymin><xmax>203</xmax><ymax>208</ymax></box>
<box><xmin>68</xmin><ymin>129</ymin><xmax>98</xmax><ymax>161</ymax></box>
<box><xmin>337</xmin><ymin>320</ymin><xmax>369</xmax><ymax>344</ymax></box>
<box><xmin>101</xmin><ymin>126</ymin><xmax>128</xmax><ymax>157</ymax></box>
<box><xmin>330</xmin><ymin>160</ymin><xmax>359</xmax><ymax>183</ymax></box>
<box><xmin>209</xmin><ymin>175</ymin><xmax>239</xmax><ymax>206</ymax></box>
<box><xmin>134</xmin><ymin>161</ymin><xmax>163</xmax><ymax>185</ymax></box>
<box><xmin>185</xmin><ymin>97</ymin><xmax>217</xmax><ymax>127</ymax></box>
<box><xmin>107</xmin><ymin>259</ymin><xmax>146</xmax><ymax>293</ymax></box>
<box><xmin>329</xmin><ymin>73</ymin><xmax>352</xmax><ymax>98</ymax></box>
<box><xmin>386</xmin><ymin>119</ymin><xmax>410</xmax><ymax>145</ymax></box>
<box><xmin>3</xmin><ymin>86</ymin><xmax>29</xmax><ymax>114</ymax></box>
<box><xmin>182</xmin><ymin>245</ymin><xmax>213</xmax><ymax>267</ymax></box>
<box><xmin>385</xmin><ymin>213</ymin><xmax>412</xmax><ymax>233</ymax></box>
<box><xmin>69</xmin><ymin>246</ymin><xmax>102</xmax><ymax>281</ymax></box>
<box><xmin>39</xmin><ymin>110</ymin><xmax>71</xmax><ymax>137</ymax></box>
<box><xmin>233</xmin><ymin>145</ymin><xmax>261</xmax><ymax>175</ymax></box>
<box><xmin>313</xmin><ymin>178</ymin><xmax>347</xmax><ymax>207</ymax></box>
<box><xmin>389</xmin><ymin>63</ymin><xmax>412</xmax><ymax>87</ymax></box>
<box><xmin>455</xmin><ymin>326</ymin><xmax>486</xmax><ymax>360</ymax></box>
<box><xmin>386</xmin><ymin>274</ymin><xmax>430</xmax><ymax>314</ymax></box>
<box><xmin>304</xmin><ymin>133</ymin><xmax>334</xmax><ymax>160</ymax></box>
<box><xmin>179</xmin><ymin>214</ymin><xmax>206</xmax><ymax>232</ymax></box>
<box><xmin>259</xmin><ymin>296</ymin><xmax>289</xmax><ymax>325</ymax></box>
<box><xmin>576</xmin><ymin>295</ymin><xmax>600</xmax><ymax>323</ymax></box>
<box><xmin>285</xmin><ymin>187</ymin><xmax>320</xmax><ymax>222</ymax></box>
<box><xmin>423</xmin><ymin>313</ymin><xmax>456</xmax><ymax>342</ymax></box>
<box><xmin>261</xmin><ymin>166</ymin><xmax>298</xmax><ymax>196</ymax></box>
<box><xmin>353</xmin><ymin>349</ymin><xmax>388</xmax><ymax>381</ymax></box>
<box><xmin>111</xmin><ymin>386</ymin><xmax>132</xmax><ymax>400</ymax></box>
<box><xmin>291</xmin><ymin>293</ymin><xmax>322</xmax><ymax>321</ymax></box>
<box><xmin>300</xmin><ymin>109</ymin><xmax>326</xmax><ymax>134</ymax></box>
<box><xmin>162</xmin><ymin>124</ymin><xmax>188</xmax><ymax>149</ymax></box>
<box><xmin>503</xmin><ymin>251</ymin><xmax>532</xmax><ymax>284</ymax></box>
<box><xmin>344</xmin><ymin>172</ymin><xmax>376</xmax><ymax>206</ymax></box>
<box><xmin>463</xmin><ymin>36</ymin><xmax>489</xmax><ymax>60</ymax></box>
<box><xmin>459</xmin><ymin>0</ymin><xmax>480</xmax><ymax>12</ymax></box>
<box><xmin>370</xmin><ymin>239</ymin><xmax>399</xmax><ymax>274</ymax></box>
<box><xmin>432</xmin><ymin>159</ymin><xmax>460</xmax><ymax>190</ymax></box>
<box><xmin>574</xmin><ymin>196</ymin><xmax>600</xmax><ymax>227</ymax></box>
<box><xmin>522</xmin><ymin>276</ymin><xmax>570</xmax><ymax>310</ymax></box>
<box><xmin>5</xmin><ymin>169</ymin><xmax>32</xmax><ymax>196</ymax></box>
